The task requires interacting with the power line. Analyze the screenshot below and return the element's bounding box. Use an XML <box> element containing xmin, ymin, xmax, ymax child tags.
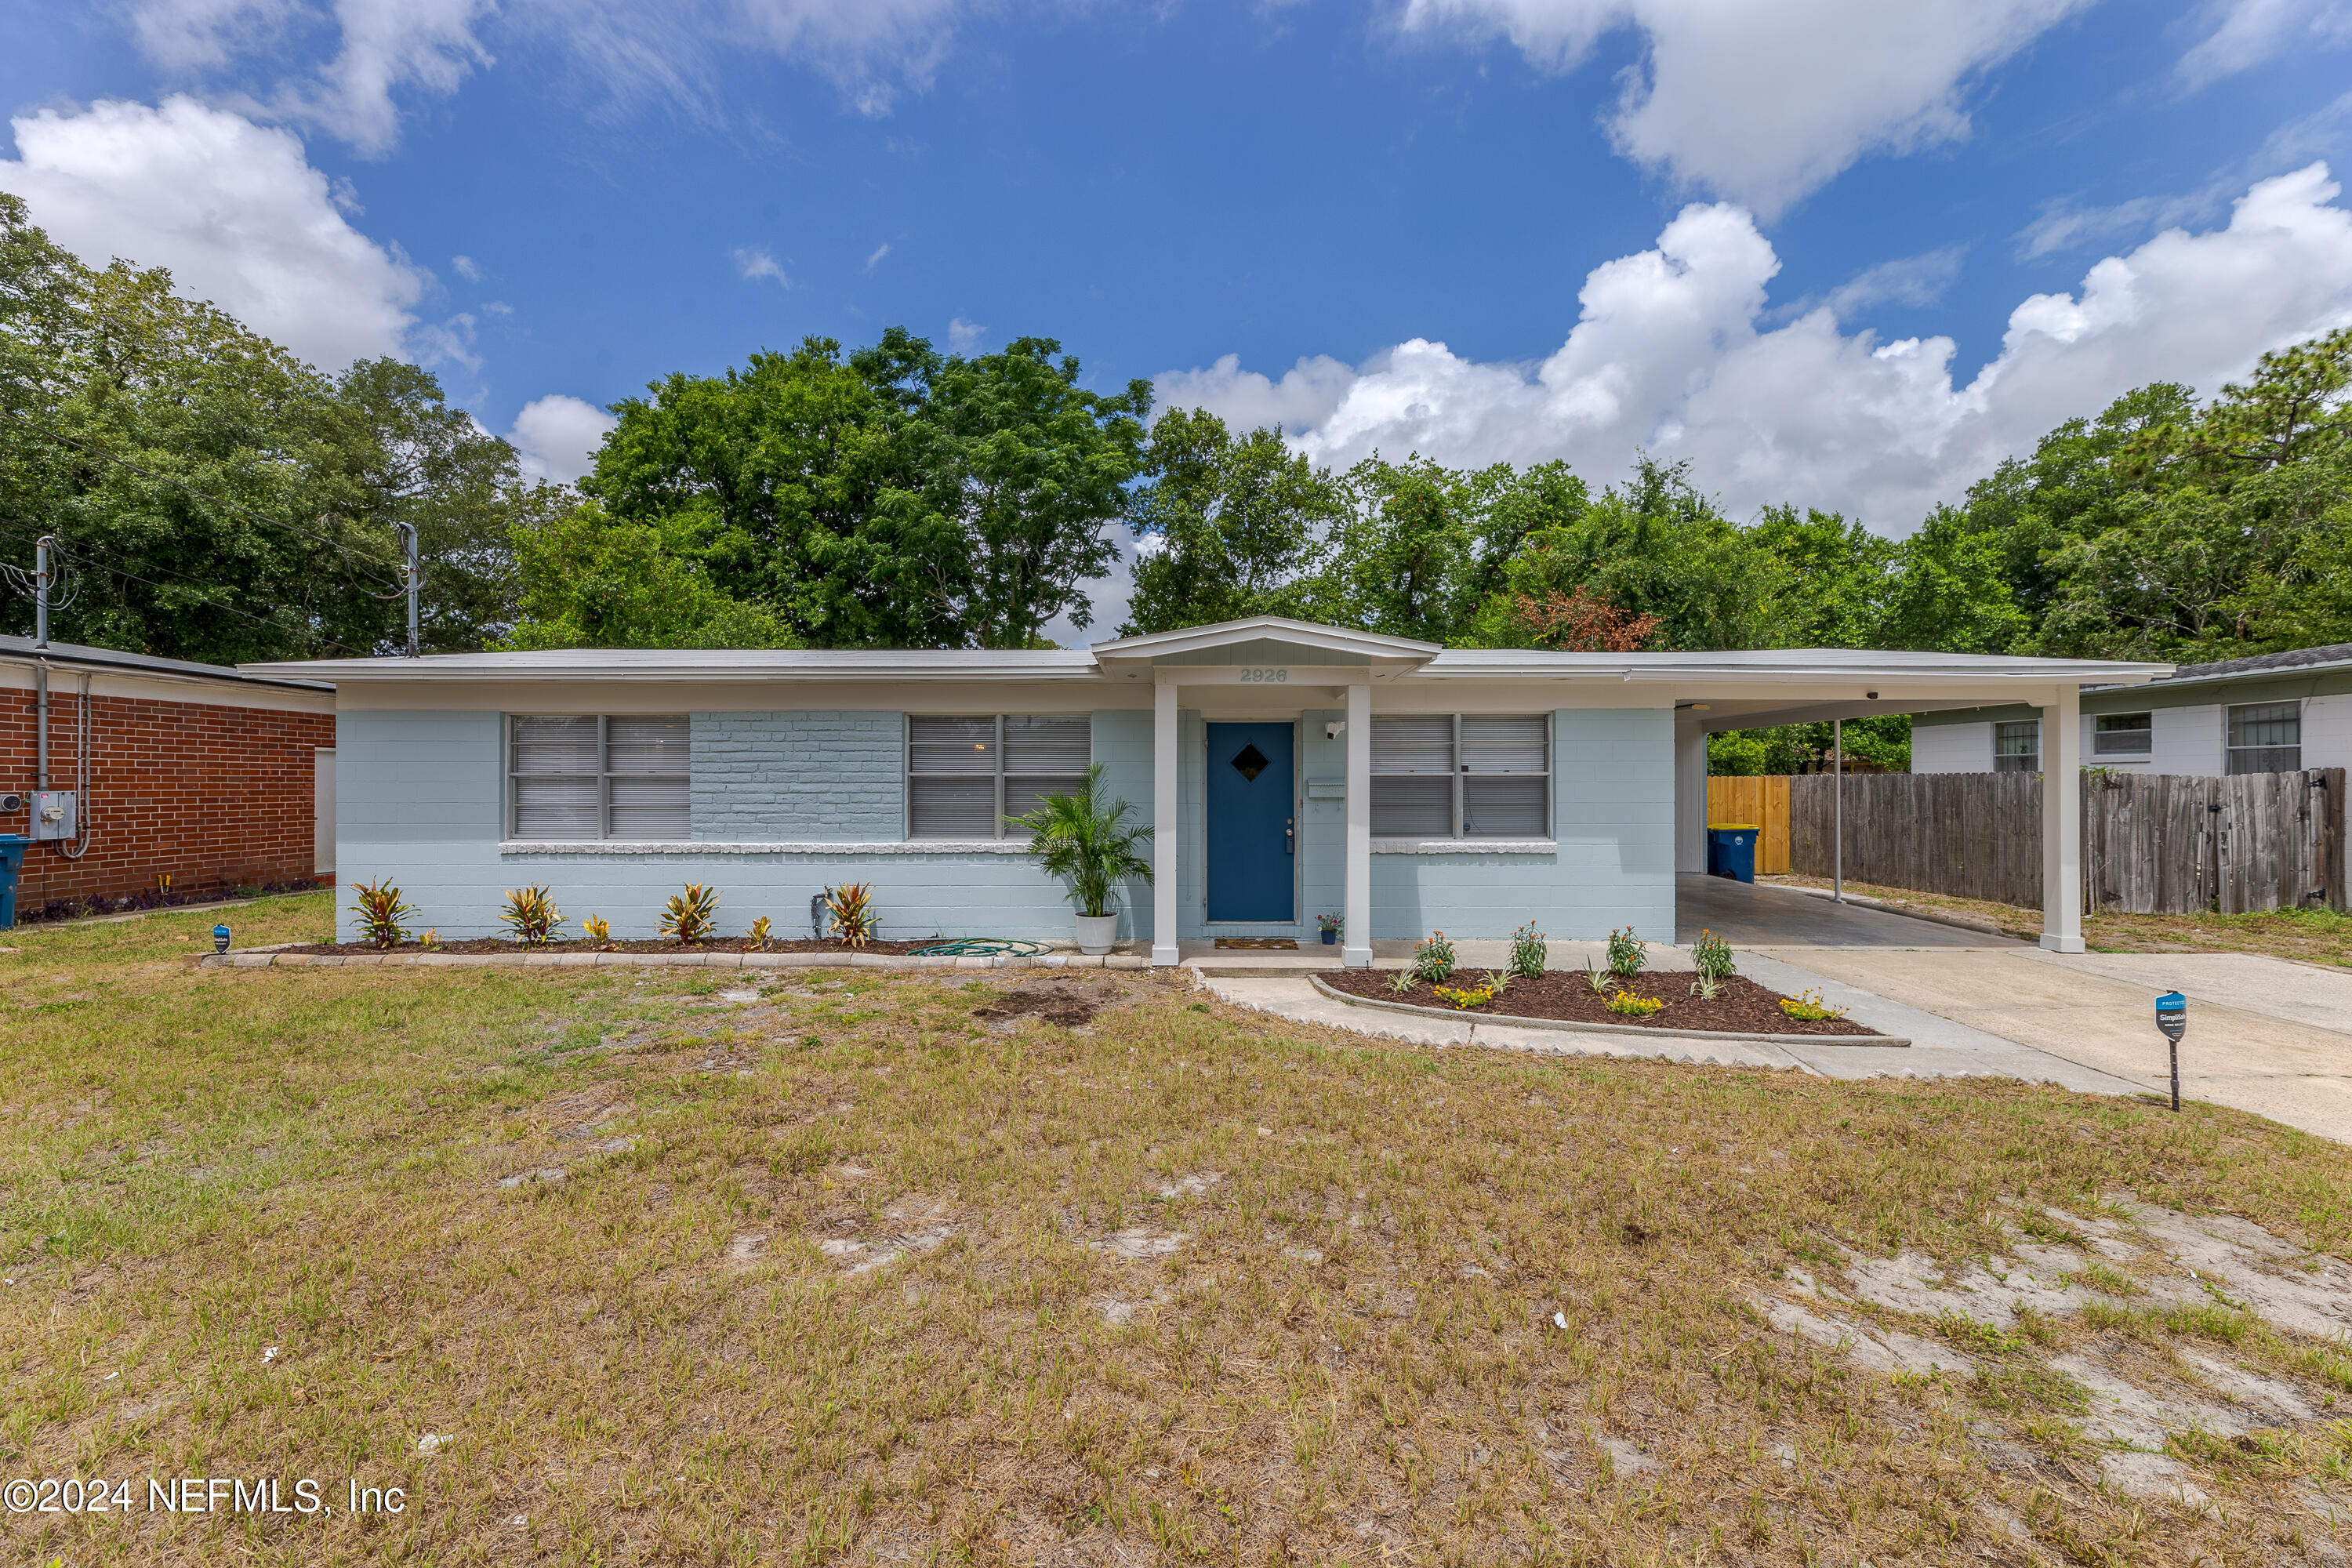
<box><xmin>0</xmin><ymin>518</ymin><xmax>378</xmax><ymax>656</ymax></box>
<box><xmin>0</xmin><ymin>401</ymin><xmax>409</xmax><ymax>593</ymax></box>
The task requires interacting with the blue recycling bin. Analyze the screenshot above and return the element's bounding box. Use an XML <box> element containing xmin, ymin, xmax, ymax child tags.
<box><xmin>1707</xmin><ymin>824</ymin><xmax>1758</xmax><ymax>884</ymax></box>
<box><xmin>0</xmin><ymin>833</ymin><xmax>28</xmax><ymax>931</ymax></box>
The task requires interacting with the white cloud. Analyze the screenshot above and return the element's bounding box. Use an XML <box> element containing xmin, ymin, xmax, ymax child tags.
<box><xmin>1398</xmin><ymin>0</ymin><xmax>2091</xmax><ymax>216</ymax></box>
<box><xmin>508</xmin><ymin>394</ymin><xmax>617</xmax><ymax>484</ymax></box>
<box><xmin>0</xmin><ymin>96</ymin><xmax>426</xmax><ymax>368</ymax></box>
<box><xmin>2017</xmin><ymin>93</ymin><xmax>2352</xmax><ymax>259</ymax></box>
<box><xmin>1819</xmin><ymin>246</ymin><xmax>1964</xmax><ymax>318</ymax></box>
<box><xmin>125</xmin><ymin>0</ymin><xmax>494</xmax><ymax>157</ymax></box>
<box><xmin>734</xmin><ymin>245</ymin><xmax>788</xmax><ymax>284</ymax></box>
<box><xmin>864</xmin><ymin>241</ymin><xmax>891</xmax><ymax>270</ymax></box>
<box><xmin>452</xmin><ymin>252</ymin><xmax>483</xmax><ymax>280</ymax></box>
<box><xmin>2176</xmin><ymin>0</ymin><xmax>2352</xmax><ymax>89</ymax></box>
<box><xmin>947</xmin><ymin>315</ymin><xmax>985</xmax><ymax>353</ymax></box>
<box><xmin>1157</xmin><ymin>164</ymin><xmax>2352</xmax><ymax>532</ymax></box>
<box><xmin>121</xmin><ymin>0</ymin><xmax>977</xmax><ymax>153</ymax></box>
<box><xmin>410</xmin><ymin>310</ymin><xmax>481</xmax><ymax>373</ymax></box>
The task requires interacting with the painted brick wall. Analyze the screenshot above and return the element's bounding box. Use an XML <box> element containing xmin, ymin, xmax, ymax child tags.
<box><xmin>1371</xmin><ymin>707</ymin><xmax>1674</xmax><ymax>942</ymax></box>
<box><xmin>1088</xmin><ymin>708</ymin><xmax>1156</xmax><ymax>942</ymax></box>
<box><xmin>2</xmin><ymin>686</ymin><xmax>334</xmax><ymax>917</ymax></box>
<box><xmin>1909</xmin><ymin>719</ymin><xmax>1991</xmax><ymax>774</ymax></box>
<box><xmin>690</xmin><ymin>711</ymin><xmax>906</xmax><ymax>840</ymax></box>
<box><xmin>2305</xmin><ymin>693</ymin><xmax>2352</xmax><ymax>772</ymax></box>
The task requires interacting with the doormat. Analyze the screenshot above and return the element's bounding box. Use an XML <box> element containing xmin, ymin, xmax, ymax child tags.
<box><xmin>1214</xmin><ymin>937</ymin><xmax>1298</xmax><ymax>949</ymax></box>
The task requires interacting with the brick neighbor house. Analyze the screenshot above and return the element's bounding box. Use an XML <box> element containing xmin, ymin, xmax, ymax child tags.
<box><xmin>2</xmin><ymin>634</ymin><xmax>336</xmax><ymax>922</ymax></box>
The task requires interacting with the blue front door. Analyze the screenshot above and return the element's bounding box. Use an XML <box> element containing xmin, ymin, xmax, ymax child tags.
<box><xmin>1205</xmin><ymin>721</ymin><xmax>1294</xmax><ymax>923</ymax></box>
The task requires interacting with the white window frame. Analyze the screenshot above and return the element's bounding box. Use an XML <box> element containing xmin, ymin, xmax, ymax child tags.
<box><xmin>905</xmin><ymin>714</ymin><xmax>1092</xmax><ymax>840</ymax></box>
<box><xmin>505</xmin><ymin>714</ymin><xmax>691</xmax><ymax>841</ymax></box>
<box><xmin>1993</xmin><ymin>719</ymin><xmax>2040</xmax><ymax>775</ymax></box>
<box><xmin>1370</xmin><ymin>713</ymin><xmax>1552</xmax><ymax>839</ymax></box>
<box><xmin>2224</xmin><ymin>700</ymin><xmax>2302</xmax><ymax>775</ymax></box>
<box><xmin>2092</xmin><ymin>712</ymin><xmax>2152</xmax><ymax>756</ymax></box>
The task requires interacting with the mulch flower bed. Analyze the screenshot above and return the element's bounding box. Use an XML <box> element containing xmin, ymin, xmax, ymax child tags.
<box><xmin>1317</xmin><ymin>968</ymin><xmax>1884</xmax><ymax>1036</ymax></box>
<box><xmin>281</xmin><ymin>936</ymin><xmax>945</xmax><ymax>956</ymax></box>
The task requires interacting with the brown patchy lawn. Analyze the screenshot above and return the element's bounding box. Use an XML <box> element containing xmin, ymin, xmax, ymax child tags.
<box><xmin>1764</xmin><ymin>872</ymin><xmax>2352</xmax><ymax>968</ymax></box>
<box><xmin>2</xmin><ymin>893</ymin><xmax>2350</xmax><ymax>1566</ymax></box>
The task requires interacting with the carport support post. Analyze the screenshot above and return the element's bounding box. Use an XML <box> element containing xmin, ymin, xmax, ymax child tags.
<box><xmin>1343</xmin><ymin>680</ymin><xmax>1372</xmax><ymax>968</ymax></box>
<box><xmin>1152</xmin><ymin>673</ymin><xmax>1179</xmax><ymax>967</ymax></box>
<box><xmin>2040</xmin><ymin>684</ymin><xmax>2084</xmax><ymax>953</ymax></box>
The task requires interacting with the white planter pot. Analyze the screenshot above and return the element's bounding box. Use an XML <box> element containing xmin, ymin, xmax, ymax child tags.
<box><xmin>1074</xmin><ymin>913</ymin><xmax>1120</xmax><ymax>955</ymax></box>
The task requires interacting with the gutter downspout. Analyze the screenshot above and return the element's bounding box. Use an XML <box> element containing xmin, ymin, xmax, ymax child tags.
<box><xmin>34</xmin><ymin>534</ymin><xmax>52</xmax><ymax>792</ymax></box>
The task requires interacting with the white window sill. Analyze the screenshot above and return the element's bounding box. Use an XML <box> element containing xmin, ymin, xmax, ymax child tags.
<box><xmin>499</xmin><ymin>840</ymin><xmax>1032</xmax><ymax>855</ymax></box>
<box><xmin>1370</xmin><ymin>839</ymin><xmax>1556</xmax><ymax>855</ymax></box>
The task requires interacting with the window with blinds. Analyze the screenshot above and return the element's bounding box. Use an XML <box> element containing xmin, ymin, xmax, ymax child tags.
<box><xmin>2226</xmin><ymin>701</ymin><xmax>2300</xmax><ymax>775</ymax></box>
<box><xmin>508</xmin><ymin>716</ymin><xmax>690</xmax><ymax>840</ymax></box>
<box><xmin>907</xmin><ymin>715</ymin><xmax>1091</xmax><ymax>838</ymax></box>
<box><xmin>2092</xmin><ymin>713</ymin><xmax>2152</xmax><ymax>755</ymax></box>
<box><xmin>1370</xmin><ymin>714</ymin><xmax>1549</xmax><ymax>839</ymax></box>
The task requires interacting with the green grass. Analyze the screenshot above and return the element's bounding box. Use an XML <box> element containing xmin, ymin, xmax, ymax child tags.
<box><xmin>1</xmin><ymin>892</ymin><xmax>2348</xmax><ymax>1564</ymax></box>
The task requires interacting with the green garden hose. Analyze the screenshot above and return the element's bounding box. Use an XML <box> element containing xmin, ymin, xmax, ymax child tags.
<box><xmin>903</xmin><ymin>938</ymin><xmax>1053</xmax><ymax>957</ymax></box>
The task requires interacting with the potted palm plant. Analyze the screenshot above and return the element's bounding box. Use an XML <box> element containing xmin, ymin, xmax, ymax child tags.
<box><xmin>1010</xmin><ymin>763</ymin><xmax>1154</xmax><ymax>955</ymax></box>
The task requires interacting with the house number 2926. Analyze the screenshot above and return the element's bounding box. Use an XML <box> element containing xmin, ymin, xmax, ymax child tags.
<box><xmin>1239</xmin><ymin>667</ymin><xmax>1289</xmax><ymax>683</ymax></box>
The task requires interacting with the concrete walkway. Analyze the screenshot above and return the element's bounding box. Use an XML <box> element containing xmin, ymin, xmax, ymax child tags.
<box><xmin>1200</xmin><ymin>962</ymin><xmax>2145</xmax><ymax>1094</ymax></box>
<box><xmin>1758</xmin><ymin>948</ymin><xmax>2352</xmax><ymax>1144</ymax></box>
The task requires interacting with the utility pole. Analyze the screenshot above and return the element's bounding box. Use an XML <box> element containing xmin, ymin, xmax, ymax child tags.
<box><xmin>395</xmin><ymin>522</ymin><xmax>419</xmax><ymax>656</ymax></box>
<box><xmin>34</xmin><ymin>535</ymin><xmax>53</xmax><ymax>648</ymax></box>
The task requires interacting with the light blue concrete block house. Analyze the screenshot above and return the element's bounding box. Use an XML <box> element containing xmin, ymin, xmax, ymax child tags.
<box><xmin>256</xmin><ymin>617</ymin><xmax>2168</xmax><ymax>960</ymax></box>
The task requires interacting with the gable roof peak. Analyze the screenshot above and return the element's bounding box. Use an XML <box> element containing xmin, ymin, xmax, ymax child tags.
<box><xmin>1088</xmin><ymin>615</ymin><xmax>1442</xmax><ymax>662</ymax></box>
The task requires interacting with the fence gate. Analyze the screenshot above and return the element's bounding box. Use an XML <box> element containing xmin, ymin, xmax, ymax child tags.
<box><xmin>2217</xmin><ymin>768</ymin><xmax>2347</xmax><ymax>914</ymax></box>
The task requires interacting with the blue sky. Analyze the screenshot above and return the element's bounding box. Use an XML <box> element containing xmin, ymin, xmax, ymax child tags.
<box><xmin>4</xmin><ymin>0</ymin><xmax>2351</xmax><ymax>543</ymax></box>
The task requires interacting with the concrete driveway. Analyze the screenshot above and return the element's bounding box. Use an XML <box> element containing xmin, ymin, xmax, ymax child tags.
<box><xmin>1759</xmin><ymin>946</ymin><xmax>2352</xmax><ymax>1144</ymax></box>
<box><xmin>1676</xmin><ymin>874</ymin><xmax>1998</xmax><ymax>947</ymax></box>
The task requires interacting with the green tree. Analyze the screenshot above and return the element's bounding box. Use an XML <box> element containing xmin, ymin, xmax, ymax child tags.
<box><xmin>890</xmin><ymin>336</ymin><xmax>1152</xmax><ymax>648</ymax></box>
<box><xmin>1875</xmin><ymin>506</ymin><xmax>2028</xmax><ymax>653</ymax></box>
<box><xmin>1472</xmin><ymin>458</ymin><xmax>1781</xmax><ymax>651</ymax></box>
<box><xmin>1122</xmin><ymin>408</ymin><xmax>1342</xmax><ymax>634</ymax></box>
<box><xmin>0</xmin><ymin>193</ymin><xmax>532</xmax><ymax>662</ymax></box>
<box><xmin>503</xmin><ymin>503</ymin><xmax>796</xmax><ymax>650</ymax></box>
<box><xmin>583</xmin><ymin>334</ymin><xmax>960</xmax><ymax>648</ymax></box>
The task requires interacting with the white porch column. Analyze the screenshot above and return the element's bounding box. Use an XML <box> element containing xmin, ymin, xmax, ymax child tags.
<box><xmin>1674</xmin><ymin>715</ymin><xmax>1708</xmax><ymax>877</ymax></box>
<box><xmin>1343</xmin><ymin>681</ymin><xmax>1372</xmax><ymax>967</ymax></box>
<box><xmin>2040</xmin><ymin>684</ymin><xmax>2084</xmax><ymax>953</ymax></box>
<box><xmin>1152</xmin><ymin>673</ymin><xmax>1180</xmax><ymax>967</ymax></box>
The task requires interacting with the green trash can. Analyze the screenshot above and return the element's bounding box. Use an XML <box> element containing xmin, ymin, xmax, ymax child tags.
<box><xmin>0</xmin><ymin>834</ymin><xmax>28</xmax><ymax>931</ymax></box>
<box><xmin>1706</xmin><ymin>824</ymin><xmax>1759</xmax><ymax>884</ymax></box>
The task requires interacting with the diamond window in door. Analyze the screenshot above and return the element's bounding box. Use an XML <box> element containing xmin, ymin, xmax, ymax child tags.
<box><xmin>1229</xmin><ymin>742</ymin><xmax>1270</xmax><ymax>782</ymax></box>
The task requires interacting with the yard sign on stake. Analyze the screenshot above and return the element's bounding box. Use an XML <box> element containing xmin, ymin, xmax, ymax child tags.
<box><xmin>2154</xmin><ymin>991</ymin><xmax>2186</xmax><ymax>1112</ymax></box>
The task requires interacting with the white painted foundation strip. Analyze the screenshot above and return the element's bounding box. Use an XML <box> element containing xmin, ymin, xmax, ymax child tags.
<box><xmin>499</xmin><ymin>840</ymin><xmax>1030</xmax><ymax>855</ymax></box>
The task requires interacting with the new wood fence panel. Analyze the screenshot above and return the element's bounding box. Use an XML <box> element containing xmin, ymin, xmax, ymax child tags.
<box><xmin>1704</xmin><ymin>776</ymin><xmax>1791</xmax><ymax>872</ymax></box>
<box><xmin>1772</xmin><ymin>767</ymin><xmax>2343</xmax><ymax>915</ymax></box>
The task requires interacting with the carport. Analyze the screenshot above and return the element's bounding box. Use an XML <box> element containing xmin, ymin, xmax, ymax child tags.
<box><xmin>1667</xmin><ymin>650</ymin><xmax>2174</xmax><ymax>953</ymax></box>
<box><xmin>1673</xmin><ymin>873</ymin><xmax>2000</xmax><ymax>947</ymax></box>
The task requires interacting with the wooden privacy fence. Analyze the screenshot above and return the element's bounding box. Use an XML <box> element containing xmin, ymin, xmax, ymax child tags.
<box><xmin>1702</xmin><ymin>775</ymin><xmax>1791</xmax><ymax>873</ymax></box>
<box><xmin>1775</xmin><ymin>769</ymin><xmax>2346</xmax><ymax>914</ymax></box>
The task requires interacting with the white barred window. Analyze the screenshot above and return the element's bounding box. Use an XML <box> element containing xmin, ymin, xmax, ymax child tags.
<box><xmin>508</xmin><ymin>716</ymin><xmax>690</xmax><ymax>840</ymax></box>
<box><xmin>907</xmin><ymin>715</ymin><xmax>1091</xmax><ymax>838</ymax></box>
<box><xmin>1370</xmin><ymin>715</ymin><xmax>1550</xmax><ymax>838</ymax></box>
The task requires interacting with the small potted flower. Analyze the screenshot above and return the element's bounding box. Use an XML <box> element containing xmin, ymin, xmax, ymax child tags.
<box><xmin>1316</xmin><ymin>913</ymin><xmax>1343</xmax><ymax>946</ymax></box>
